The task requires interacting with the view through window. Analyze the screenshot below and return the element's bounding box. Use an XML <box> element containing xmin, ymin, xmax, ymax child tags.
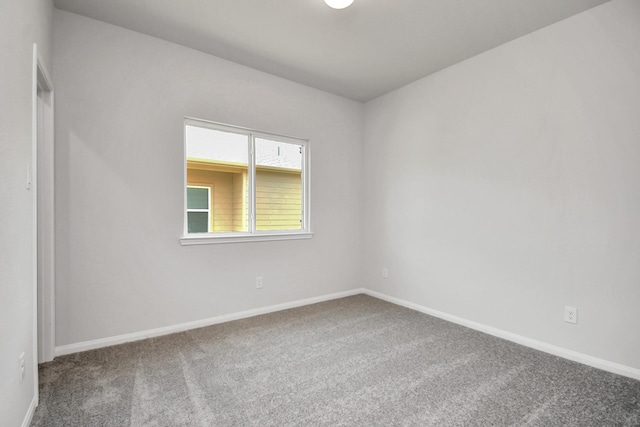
<box><xmin>185</xmin><ymin>119</ymin><xmax>308</xmax><ymax>238</ymax></box>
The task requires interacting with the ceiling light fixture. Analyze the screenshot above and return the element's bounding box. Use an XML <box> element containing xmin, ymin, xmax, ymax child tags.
<box><xmin>324</xmin><ymin>0</ymin><xmax>354</xmax><ymax>9</ymax></box>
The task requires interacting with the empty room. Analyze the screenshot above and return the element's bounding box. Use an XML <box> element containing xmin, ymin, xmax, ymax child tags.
<box><xmin>2</xmin><ymin>0</ymin><xmax>640</xmax><ymax>425</ymax></box>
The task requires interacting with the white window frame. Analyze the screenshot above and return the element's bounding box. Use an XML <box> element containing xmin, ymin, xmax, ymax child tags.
<box><xmin>180</xmin><ymin>117</ymin><xmax>313</xmax><ymax>245</ymax></box>
<box><xmin>186</xmin><ymin>185</ymin><xmax>211</xmax><ymax>233</ymax></box>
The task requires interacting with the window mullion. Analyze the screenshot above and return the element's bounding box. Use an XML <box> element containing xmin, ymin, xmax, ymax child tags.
<box><xmin>301</xmin><ymin>145</ymin><xmax>306</xmax><ymax>230</ymax></box>
<box><xmin>249</xmin><ymin>134</ymin><xmax>256</xmax><ymax>233</ymax></box>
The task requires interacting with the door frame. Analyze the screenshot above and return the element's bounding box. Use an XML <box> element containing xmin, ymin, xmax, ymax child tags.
<box><xmin>32</xmin><ymin>43</ymin><xmax>55</xmax><ymax>384</ymax></box>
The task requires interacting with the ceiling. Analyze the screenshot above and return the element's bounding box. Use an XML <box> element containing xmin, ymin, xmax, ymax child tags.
<box><xmin>53</xmin><ymin>0</ymin><xmax>609</xmax><ymax>102</ymax></box>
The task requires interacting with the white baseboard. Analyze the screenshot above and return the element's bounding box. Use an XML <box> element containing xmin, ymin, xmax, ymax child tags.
<box><xmin>55</xmin><ymin>288</ymin><xmax>365</xmax><ymax>357</ymax></box>
<box><xmin>54</xmin><ymin>287</ymin><xmax>640</xmax><ymax>381</ymax></box>
<box><xmin>22</xmin><ymin>395</ymin><xmax>37</xmax><ymax>427</ymax></box>
<box><xmin>363</xmin><ymin>289</ymin><xmax>640</xmax><ymax>381</ymax></box>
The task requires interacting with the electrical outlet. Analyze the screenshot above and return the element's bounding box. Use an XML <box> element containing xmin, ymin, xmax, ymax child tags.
<box><xmin>382</xmin><ymin>268</ymin><xmax>389</xmax><ymax>279</ymax></box>
<box><xmin>564</xmin><ymin>306</ymin><xmax>577</xmax><ymax>324</ymax></box>
<box><xmin>19</xmin><ymin>352</ymin><xmax>25</xmax><ymax>382</ymax></box>
<box><xmin>256</xmin><ymin>276</ymin><xmax>263</xmax><ymax>289</ymax></box>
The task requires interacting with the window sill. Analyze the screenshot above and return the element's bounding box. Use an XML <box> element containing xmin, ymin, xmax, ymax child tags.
<box><xmin>180</xmin><ymin>231</ymin><xmax>314</xmax><ymax>245</ymax></box>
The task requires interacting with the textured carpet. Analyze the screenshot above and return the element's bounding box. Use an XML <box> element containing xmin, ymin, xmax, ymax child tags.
<box><xmin>32</xmin><ymin>295</ymin><xmax>640</xmax><ymax>426</ymax></box>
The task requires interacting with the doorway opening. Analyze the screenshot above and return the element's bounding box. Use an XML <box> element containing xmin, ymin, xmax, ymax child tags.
<box><xmin>33</xmin><ymin>45</ymin><xmax>55</xmax><ymax>372</ymax></box>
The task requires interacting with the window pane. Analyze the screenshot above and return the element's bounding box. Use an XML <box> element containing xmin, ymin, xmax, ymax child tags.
<box><xmin>186</xmin><ymin>125</ymin><xmax>249</xmax><ymax>233</ymax></box>
<box><xmin>255</xmin><ymin>138</ymin><xmax>302</xmax><ymax>170</ymax></box>
<box><xmin>255</xmin><ymin>138</ymin><xmax>302</xmax><ymax>231</ymax></box>
<box><xmin>187</xmin><ymin>187</ymin><xmax>209</xmax><ymax>209</ymax></box>
<box><xmin>188</xmin><ymin>212</ymin><xmax>209</xmax><ymax>233</ymax></box>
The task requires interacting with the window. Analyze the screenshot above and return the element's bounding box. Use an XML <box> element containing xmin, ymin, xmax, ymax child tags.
<box><xmin>181</xmin><ymin>118</ymin><xmax>312</xmax><ymax>244</ymax></box>
<box><xmin>186</xmin><ymin>186</ymin><xmax>211</xmax><ymax>233</ymax></box>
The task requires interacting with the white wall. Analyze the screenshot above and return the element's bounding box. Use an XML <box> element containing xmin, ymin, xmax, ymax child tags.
<box><xmin>53</xmin><ymin>10</ymin><xmax>363</xmax><ymax>347</ymax></box>
<box><xmin>0</xmin><ymin>0</ymin><xmax>53</xmax><ymax>425</ymax></box>
<box><xmin>363</xmin><ymin>0</ymin><xmax>640</xmax><ymax>370</ymax></box>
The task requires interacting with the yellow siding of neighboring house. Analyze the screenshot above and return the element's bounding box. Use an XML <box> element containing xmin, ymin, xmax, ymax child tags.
<box><xmin>256</xmin><ymin>170</ymin><xmax>302</xmax><ymax>230</ymax></box>
<box><xmin>187</xmin><ymin>159</ymin><xmax>302</xmax><ymax>232</ymax></box>
<box><xmin>232</xmin><ymin>172</ymin><xmax>248</xmax><ymax>231</ymax></box>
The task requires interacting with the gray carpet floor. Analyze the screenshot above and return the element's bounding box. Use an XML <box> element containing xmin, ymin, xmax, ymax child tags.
<box><xmin>31</xmin><ymin>295</ymin><xmax>640</xmax><ymax>426</ymax></box>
